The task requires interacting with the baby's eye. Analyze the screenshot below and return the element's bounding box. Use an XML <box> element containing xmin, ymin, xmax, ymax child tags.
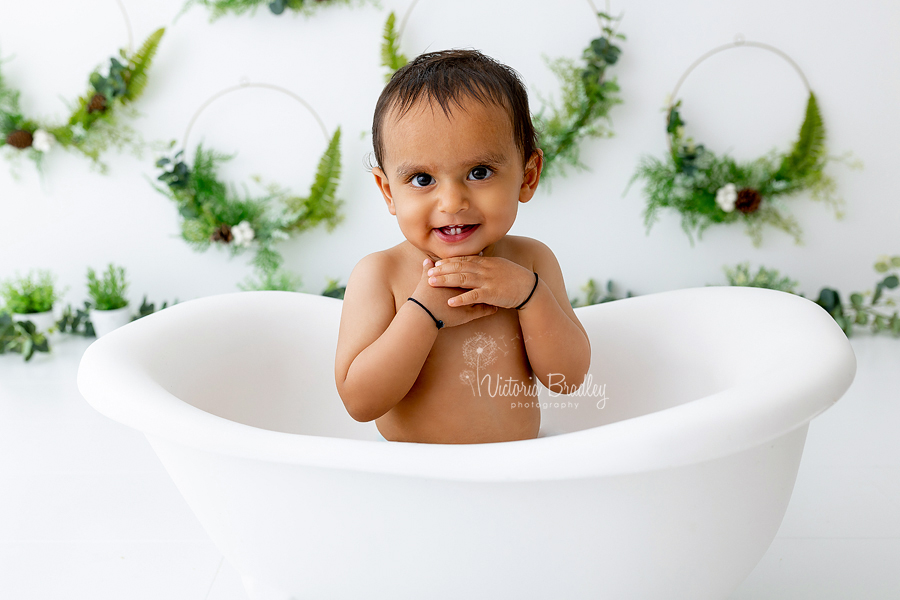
<box><xmin>410</xmin><ymin>173</ymin><xmax>434</xmax><ymax>188</ymax></box>
<box><xmin>468</xmin><ymin>166</ymin><xmax>494</xmax><ymax>181</ymax></box>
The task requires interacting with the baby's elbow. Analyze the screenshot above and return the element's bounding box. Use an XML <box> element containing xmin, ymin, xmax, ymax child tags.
<box><xmin>337</xmin><ymin>382</ymin><xmax>381</xmax><ymax>423</ymax></box>
<box><xmin>342</xmin><ymin>399</ymin><xmax>372</xmax><ymax>423</ymax></box>
<box><xmin>347</xmin><ymin>405</ymin><xmax>375</xmax><ymax>423</ymax></box>
<box><xmin>338</xmin><ymin>386</ymin><xmax>372</xmax><ymax>422</ymax></box>
<box><xmin>537</xmin><ymin>354</ymin><xmax>591</xmax><ymax>392</ymax></box>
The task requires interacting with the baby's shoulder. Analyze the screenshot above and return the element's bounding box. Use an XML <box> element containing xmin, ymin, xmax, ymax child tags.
<box><xmin>499</xmin><ymin>235</ymin><xmax>552</xmax><ymax>269</ymax></box>
<box><xmin>350</xmin><ymin>249</ymin><xmax>395</xmax><ymax>281</ymax></box>
<box><xmin>347</xmin><ymin>246</ymin><xmax>410</xmax><ymax>295</ymax></box>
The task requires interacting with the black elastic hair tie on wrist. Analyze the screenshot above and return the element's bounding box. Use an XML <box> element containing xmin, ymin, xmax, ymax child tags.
<box><xmin>408</xmin><ymin>297</ymin><xmax>443</xmax><ymax>329</ymax></box>
<box><xmin>516</xmin><ymin>272</ymin><xmax>539</xmax><ymax>310</ymax></box>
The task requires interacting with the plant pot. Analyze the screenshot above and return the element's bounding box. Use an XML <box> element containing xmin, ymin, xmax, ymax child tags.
<box><xmin>11</xmin><ymin>309</ymin><xmax>58</xmax><ymax>335</ymax></box>
<box><xmin>89</xmin><ymin>305</ymin><xmax>132</xmax><ymax>338</ymax></box>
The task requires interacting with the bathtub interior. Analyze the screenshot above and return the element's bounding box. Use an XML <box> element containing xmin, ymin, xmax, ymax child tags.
<box><xmin>123</xmin><ymin>288</ymin><xmax>816</xmax><ymax>443</ymax></box>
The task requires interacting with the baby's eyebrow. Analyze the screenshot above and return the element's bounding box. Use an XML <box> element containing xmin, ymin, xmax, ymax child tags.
<box><xmin>395</xmin><ymin>152</ymin><xmax>508</xmax><ymax>179</ymax></box>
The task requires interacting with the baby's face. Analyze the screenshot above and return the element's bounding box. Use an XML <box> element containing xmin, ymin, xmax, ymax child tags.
<box><xmin>372</xmin><ymin>95</ymin><xmax>541</xmax><ymax>261</ymax></box>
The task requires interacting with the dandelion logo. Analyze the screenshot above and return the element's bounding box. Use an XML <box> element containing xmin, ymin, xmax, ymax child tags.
<box><xmin>460</xmin><ymin>332</ymin><xmax>500</xmax><ymax>396</ymax></box>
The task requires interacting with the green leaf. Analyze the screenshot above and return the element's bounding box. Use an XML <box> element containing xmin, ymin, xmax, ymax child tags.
<box><xmin>882</xmin><ymin>274</ymin><xmax>899</xmax><ymax>289</ymax></box>
<box><xmin>296</xmin><ymin>128</ymin><xmax>344</xmax><ymax>232</ymax></box>
<box><xmin>122</xmin><ymin>27</ymin><xmax>165</xmax><ymax>103</ymax></box>
<box><xmin>381</xmin><ymin>12</ymin><xmax>408</xmax><ymax>81</ymax></box>
<box><xmin>817</xmin><ymin>288</ymin><xmax>841</xmax><ymax>314</ymax></box>
<box><xmin>321</xmin><ymin>278</ymin><xmax>346</xmax><ymax>299</ymax></box>
<box><xmin>873</xmin><ymin>283</ymin><xmax>883</xmax><ymax>305</ymax></box>
<box><xmin>776</xmin><ymin>91</ymin><xmax>826</xmax><ymax>181</ymax></box>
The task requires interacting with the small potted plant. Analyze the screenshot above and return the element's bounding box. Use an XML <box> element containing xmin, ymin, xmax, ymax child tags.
<box><xmin>86</xmin><ymin>263</ymin><xmax>132</xmax><ymax>337</ymax></box>
<box><xmin>0</xmin><ymin>269</ymin><xmax>68</xmax><ymax>336</ymax></box>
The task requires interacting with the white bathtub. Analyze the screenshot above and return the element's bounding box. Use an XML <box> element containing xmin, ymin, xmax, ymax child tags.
<box><xmin>76</xmin><ymin>286</ymin><xmax>856</xmax><ymax>600</ymax></box>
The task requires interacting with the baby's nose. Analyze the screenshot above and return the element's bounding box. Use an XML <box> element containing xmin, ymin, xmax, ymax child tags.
<box><xmin>437</xmin><ymin>182</ymin><xmax>469</xmax><ymax>212</ymax></box>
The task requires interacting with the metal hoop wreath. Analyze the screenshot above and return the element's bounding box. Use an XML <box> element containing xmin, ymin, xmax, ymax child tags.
<box><xmin>666</xmin><ymin>36</ymin><xmax>813</xmax><ymax>155</ymax></box>
<box><xmin>180</xmin><ymin>79</ymin><xmax>330</xmax><ymax>154</ymax></box>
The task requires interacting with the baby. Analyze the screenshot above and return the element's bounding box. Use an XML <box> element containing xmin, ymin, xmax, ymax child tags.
<box><xmin>334</xmin><ymin>49</ymin><xmax>591</xmax><ymax>444</ymax></box>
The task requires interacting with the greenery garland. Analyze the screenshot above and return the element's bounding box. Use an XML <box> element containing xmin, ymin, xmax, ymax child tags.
<box><xmin>150</xmin><ymin>128</ymin><xmax>345</xmax><ymax>279</ymax></box>
<box><xmin>629</xmin><ymin>43</ymin><xmax>859</xmax><ymax>247</ymax></box>
<box><xmin>722</xmin><ymin>257</ymin><xmax>900</xmax><ymax>337</ymax></box>
<box><xmin>0</xmin><ymin>260</ymin><xmax>347</xmax><ymax>362</ymax></box>
<box><xmin>0</xmin><ymin>28</ymin><xmax>165</xmax><ymax>176</ymax></box>
<box><xmin>175</xmin><ymin>0</ymin><xmax>374</xmax><ymax>21</ymax></box>
<box><xmin>380</xmin><ymin>7</ymin><xmax>625</xmax><ymax>180</ymax></box>
<box><xmin>568</xmin><ymin>255</ymin><xmax>900</xmax><ymax>339</ymax></box>
<box><xmin>0</xmin><ymin>255</ymin><xmax>900</xmax><ymax>362</ymax></box>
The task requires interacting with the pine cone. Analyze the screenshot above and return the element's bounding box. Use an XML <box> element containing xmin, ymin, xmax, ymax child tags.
<box><xmin>735</xmin><ymin>188</ymin><xmax>762</xmax><ymax>214</ymax></box>
<box><xmin>5</xmin><ymin>129</ymin><xmax>33</xmax><ymax>149</ymax></box>
<box><xmin>210</xmin><ymin>223</ymin><xmax>233</xmax><ymax>243</ymax></box>
<box><xmin>87</xmin><ymin>93</ymin><xmax>108</xmax><ymax>113</ymax></box>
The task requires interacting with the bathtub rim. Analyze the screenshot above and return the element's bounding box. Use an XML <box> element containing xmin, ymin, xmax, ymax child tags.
<box><xmin>75</xmin><ymin>287</ymin><xmax>857</xmax><ymax>483</ymax></box>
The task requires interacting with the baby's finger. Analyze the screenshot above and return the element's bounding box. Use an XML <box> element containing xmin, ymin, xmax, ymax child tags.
<box><xmin>429</xmin><ymin>271</ymin><xmax>475</xmax><ymax>288</ymax></box>
<box><xmin>447</xmin><ymin>288</ymin><xmax>486</xmax><ymax>307</ymax></box>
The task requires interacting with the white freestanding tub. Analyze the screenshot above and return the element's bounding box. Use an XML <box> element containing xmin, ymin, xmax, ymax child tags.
<box><xmin>76</xmin><ymin>286</ymin><xmax>856</xmax><ymax>600</ymax></box>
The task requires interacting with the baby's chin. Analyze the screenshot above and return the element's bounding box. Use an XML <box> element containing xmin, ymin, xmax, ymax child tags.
<box><xmin>429</xmin><ymin>249</ymin><xmax>485</xmax><ymax>261</ymax></box>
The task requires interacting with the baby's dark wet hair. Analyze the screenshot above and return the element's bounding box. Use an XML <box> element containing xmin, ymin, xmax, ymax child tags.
<box><xmin>371</xmin><ymin>49</ymin><xmax>538</xmax><ymax>172</ymax></box>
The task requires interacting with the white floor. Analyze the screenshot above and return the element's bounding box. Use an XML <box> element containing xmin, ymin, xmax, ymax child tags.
<box><xmin>1</xmin><ymin>331</ymin><xmax>898</xmax><ymax>599</ymax></box>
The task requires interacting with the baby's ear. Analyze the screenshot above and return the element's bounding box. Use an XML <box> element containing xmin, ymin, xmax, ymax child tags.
<box><xmin>519</xmin><ymin>149</ymin><xmax>543</xmax><ymax>202</ymax></box>
<box><xmin>529</xmin><ymin>149</ymin><xmax>544</xmax><ymax>175</ymax></box>
<box><xmin>372</xmin><ymin>167</ymin><xmax>396</xmax><ymax>215</ymax></box>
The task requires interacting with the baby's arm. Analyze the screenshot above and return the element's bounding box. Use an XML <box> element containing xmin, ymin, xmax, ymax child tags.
<box><xmin>422</xmin><ymin>240</ymin><xmax>590</xmax><ymax>391</ymax></box>
<box><xmin>336</xmin><ymin>253</ymin><xmax>497</xmax><ymax>421</ymax></box>
<box><xmin>517</xmin><ymin>240</ymin><xmax>591</xmax><ymax>394</ymax></box>
<box><xmin>334</xmin><ymin>253</ymin><xmax>440</xmax><ymax>422</ymax></box>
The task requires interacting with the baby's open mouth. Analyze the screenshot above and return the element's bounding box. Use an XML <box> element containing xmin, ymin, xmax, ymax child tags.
<box><xmin>435</xmin><ymin>224</ymin><xmax>478</xmax><ymax>235</ymax></box>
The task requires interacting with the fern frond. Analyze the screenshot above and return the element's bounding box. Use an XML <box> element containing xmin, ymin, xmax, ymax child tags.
<box><xmin>777</xmin><ymin>92</ymin><xmax>826</xmax><ymax>181</ymax></box>
<box><xmin>290</xmin><ymin>128</ymin><xmax>344</xmax><ymax>232</ymax></box>
<box><xmin>123</xmin><ymin>27</ymin><xmax>165</xmax><ymax>103</ymax></box>
<box><xmin>381</xmin><ymin>12</ymin><xmax>408</xmax><ymax>81</ymax></box>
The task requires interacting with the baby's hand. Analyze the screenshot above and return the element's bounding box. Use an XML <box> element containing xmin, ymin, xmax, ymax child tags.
<box><xmin>410</xmin><ymin>258</ymin><xmax>498</xmax><ymax>328</ymax></box>
<box><xmin>426</xmin><ymin>255</ymin><xmax>536</xmax><ymax>310</ymax></box>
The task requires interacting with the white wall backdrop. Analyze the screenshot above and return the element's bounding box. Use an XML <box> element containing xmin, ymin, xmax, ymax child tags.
<box><xmin>1</xmin><ymin>0</ymin><xmax>898</xmax><ymax>308</ymax></box>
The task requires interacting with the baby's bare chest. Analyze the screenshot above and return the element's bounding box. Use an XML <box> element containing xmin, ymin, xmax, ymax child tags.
<box><xmin>401</xmin><ymin>304</ymin><xmax>535</xmax><ymax>405</ymax></box>
<box><xmin>382</xmin><ymin>305</ymin><xmax>539</xmax><ymax>442</ymax></box>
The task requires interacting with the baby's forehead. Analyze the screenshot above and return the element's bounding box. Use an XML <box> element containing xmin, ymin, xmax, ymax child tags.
<box><xmin>384</xmin><ymin>93</ymin><xmax>514</xmax><ymax>128</ymax></box>
<box><xmin>377</xmin><ymin>92</ymin><xmax>523</xmax><ymax>170</ymax></box>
